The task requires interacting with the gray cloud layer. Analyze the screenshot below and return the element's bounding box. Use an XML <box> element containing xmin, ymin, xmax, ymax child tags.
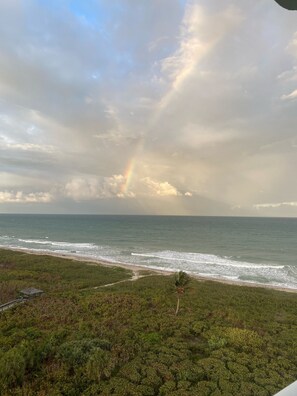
<box><xmin>0</xmin><ymin>0</ymin><xmax>297</xmax><ymax>215</ymax></box>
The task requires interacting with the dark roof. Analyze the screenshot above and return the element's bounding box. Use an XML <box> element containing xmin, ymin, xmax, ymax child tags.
<box><xmin>20</xmin><ymin>287</ymin><xmax>44</xmax><ymax>295</ymax></box>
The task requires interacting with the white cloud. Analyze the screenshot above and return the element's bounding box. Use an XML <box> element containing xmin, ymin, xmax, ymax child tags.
<box><xmin>178</xmin><ymin>124</ymin><xmax>238</xmax><ymax>148</ymax></box>
<box><xmin>278</xmin><ymin>66</ymin><xmax>297</xmax><ymax>82</ymax></box>
<box><xmin>281</xmin><ymin>89</ymin><xmax>297</xmax><ymax>101</ymax></box>
<box><xmin>287</xmin><ymin>31</ymin><xmax>297</xmax><ymax>58</ymax></box>
<box><xmin>280</xmin><ymin>32</ymin><xmax>297</xmax><ymax>98</ymax></box>
<box><xmin>65</xmin><ymin>175</ymin><xmax>133</xmax><ymax>201</ymax></box>
<box><xmin>0</xmin><ymin>191</ymin><xmax>53</xmax><ymax>203</ymax></box>
<box><xmin>1</xmin><ymin>1</ymin><xmax>297</xmax><ymax>216</ymax></box>
<box><xmin>160</xmin><ymin>5</ymin><xmax>208</xmax><ymax>89</ymax></box>
<box><xmin>0</xmin><ymin>141</ymin><xmax>55</xmax><ymax>153</ymax></box>
<box><xmin>253</xmin><ymin>202</ymin><xmax>297</xmax><ymax>209</ymax></box>
<box><xmin>64</xmin><ymin>175</ymin><xmax>180</xmax><ymax>200</ymax></box>
<box><xmin>65</xmin><ymin>177</ymin><xmax>101</xmax><ymax>201</ymax></box>
<box><xmin>158</xmin><ymin>3</ymin><xmax>243</xmax><ymax>110</ymax></box>
<box><xmin>140</xmin><ymin>177</ymin><xmax>180</xmax><ymax>197</ymax></box>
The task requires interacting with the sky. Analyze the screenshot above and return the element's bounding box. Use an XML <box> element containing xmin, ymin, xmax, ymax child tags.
<box><xmin>0</xmin><ymin>0</ymin><xmax>297</xmax><ymax>216</ymax></box>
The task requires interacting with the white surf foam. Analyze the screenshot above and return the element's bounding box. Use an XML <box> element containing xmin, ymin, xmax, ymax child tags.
<box><xmin>18</xmin><ymin>238</ymin><xmax>96</xmax><ymax>249</ymax></box>
<box><xmin>131</xmin><ymin>251</ymin><xmax>284</xmax><ymax>269</ymax></box>
<box><xmin>18</xmin><ymin>239</ymin><xmax>49</xmax><ymax>245</ymax></box>
<box><xmin>129</xmin><ymin>250</ymin><xmax>297</xmax><ymax>289</ymax></box>
<box><xmin>2</xmin><ymin>236</ymin><xmax>297</xmax><ymax>290</ymax></box>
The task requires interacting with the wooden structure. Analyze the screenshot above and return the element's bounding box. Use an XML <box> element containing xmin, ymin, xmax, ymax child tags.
<box><xmin>20</xmin><ymin>287</ymin><xmax>44</xmax><ymax>299</ymax></box>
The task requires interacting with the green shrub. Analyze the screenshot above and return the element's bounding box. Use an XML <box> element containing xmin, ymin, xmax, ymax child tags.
<box><xmin>57</xmin><ymin>338</ymin><xmax>110</xmax><ymax>371</ymax></box>
<box><xmin>208</xmin><ymin>335</ymin><xmax>227</xmax><ymax>350</ymax></box>
<box><xmin>224</xmin><ymin>327</ymin><xmax>263</xmax><ymax>350</ymax></box>
<box><xmin>0</xmin><ymin>347</ymin><xmax>26</xmax><ymax>390</ymax></box>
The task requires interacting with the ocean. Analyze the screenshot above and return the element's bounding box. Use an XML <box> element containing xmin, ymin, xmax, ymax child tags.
<box><xmin>0</xmin><ymin>214</ymin><xmax>297</xmax><ymax>290</ymax></box>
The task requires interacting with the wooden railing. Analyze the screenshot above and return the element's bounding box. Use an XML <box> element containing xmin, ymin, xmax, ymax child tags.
<box><xmin>0</xmin><ymin>298</ymin><xmax>24</xmax><ymax>312</ymax></box>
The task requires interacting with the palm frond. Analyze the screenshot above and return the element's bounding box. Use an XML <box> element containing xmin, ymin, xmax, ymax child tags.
<box><xmin>175</xmin><ymin>271</ymin><xmax>190</xmax><ymax>288</ymax></box>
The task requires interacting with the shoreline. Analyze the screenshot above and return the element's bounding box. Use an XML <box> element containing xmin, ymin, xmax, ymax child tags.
<box><xmin>2</xmin><ymin>246</ymin><xmax>297</xmax><ymax>294</ymax></box>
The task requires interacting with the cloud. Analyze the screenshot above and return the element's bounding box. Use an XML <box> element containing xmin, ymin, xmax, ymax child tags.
<box><xmin>1</xmin><ymin>1</ymin><xmax>297</xmax><ymax>215</ymax></box>
<box><xmin>287</xmin><ymin>31</ymin><xmax>297</xmax><ymax>58</ymax></box>
<box><xmin>253</xmin><ymin>202</ymin><xmax>297</xmax><ymax>209</ymax></box>
<box><xmin>157</xmin><ymin>3</ymin><xmax>243</xmax><ymax>111</ymax></box>
<box><xmin>1</xmin><ymin>141</ymin><xmax>55</xmax><ymax>153</ymax></box>
<box><xmin>0</xmin><ymin>191</ymin><xmax>53</xmax><ymax>203</ymax></box>
<box><xmin>140</xmin><ymin>177</ymin><xmax>181</xmax><ymax>197</ymax></box>
<box><xmin>281</xmin><ymin>89</ymin><xmax>297</xmax><ymax>100</ymax></box>
<box><xmin>177</xmin><ymin>124</ymin><xmax>239</xmax><ymax>149</ymax></box>
<box><xmin>64</xmin><ymin>175</ymin><xmax>180</xmax><ymax>201</ymax></box>
<box><xmin>280</xmin><ymin>32</ymin><xmax>297</xmax><ymax>99</ymax></box>
<box><xmin>64</xmin><ymin>175</ymin><xmax>133</xmax><ymax>201</ymax></box>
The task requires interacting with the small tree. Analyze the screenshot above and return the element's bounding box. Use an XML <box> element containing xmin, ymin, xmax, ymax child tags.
<box><xmin>174</xmin><ymin>271</ymin><xmax>190</xmax><ymax>316</ymax></box>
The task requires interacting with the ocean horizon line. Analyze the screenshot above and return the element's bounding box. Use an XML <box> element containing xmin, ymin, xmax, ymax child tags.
<box><xmin>1</xmin><ymin>212</ymin><xmax>297</xmax><ymax>220</ymax></box>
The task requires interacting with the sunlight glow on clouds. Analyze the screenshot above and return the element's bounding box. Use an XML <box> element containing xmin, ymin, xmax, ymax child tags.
<box><xmin>64</xmin><ymin>175</ymin><xmax>180</xmax><ymax>201</ymax></box>
<box><xmin>140</xmin><ymin>177</ymin><xmax>181</xmax><ymax>197</ymax></box>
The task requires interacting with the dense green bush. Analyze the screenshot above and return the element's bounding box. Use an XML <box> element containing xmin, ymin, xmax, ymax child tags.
<box><xmin>0</xmin><ymin>347</ymin><xmax>26</xmax><ymax>390</ymax></box>
<box><xmin>0</xmin><ymin>249</ymin><xmax>297</xmax><ymax>395</ymax></box>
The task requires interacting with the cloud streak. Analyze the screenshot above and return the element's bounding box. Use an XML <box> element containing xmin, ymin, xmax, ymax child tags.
<box><xmin>253</xmin><ymin>202</ymin><xmax>297</xmax><ymax>209</ymax></box>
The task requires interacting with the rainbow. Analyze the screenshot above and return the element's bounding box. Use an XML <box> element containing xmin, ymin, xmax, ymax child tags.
<box><xmin>120</xmin><ymin>157</ymin><xmax>137</xmax><ymax>195</ymax></box>
<box><xmin>120</xmin><ymin>137</ymin><xmax>145</xmax><ymax>195</ymax></box>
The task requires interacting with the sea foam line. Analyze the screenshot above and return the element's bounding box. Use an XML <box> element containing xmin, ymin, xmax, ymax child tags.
<box><xmin>131</xmin><ymin>252</ymin><xmax>284</xmax><ymax>269</ymax></box>
<box><xmin>18</xmin><ymin>239</ymin><xmax>96</xmax><ymax>249</ymax></box>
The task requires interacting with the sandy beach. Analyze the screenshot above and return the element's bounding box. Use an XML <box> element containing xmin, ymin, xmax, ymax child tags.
<box><xmin>5</xmin><ymin>247</ymin><xmax>297</xmax><ymax>294</ymax></box>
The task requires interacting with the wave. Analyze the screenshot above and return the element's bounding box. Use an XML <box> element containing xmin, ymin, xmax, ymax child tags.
<box><xmin>2</xmin><ymin>236</ymin><xmax>296</xmax><ymax>289</ymax></box>
<box><xmin>131</xmin><ymin>251</ymin><xmax>284</xmax><ymax>270</ymax></box>
<box><xmin>18</xmin><ymin>239</ymin><xmax>96</xmax><ymax>249</ymax></box>
<box><xmin>18</xmin><ymin>239</ymin><xmax>49</xmax><ymax>245</ymax></box>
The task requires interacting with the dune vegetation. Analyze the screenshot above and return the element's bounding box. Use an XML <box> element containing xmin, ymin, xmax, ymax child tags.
<box><xmin>0</xmin><ymin>249</ymin><xmax>297</xmax><ymax>395</ymax></box>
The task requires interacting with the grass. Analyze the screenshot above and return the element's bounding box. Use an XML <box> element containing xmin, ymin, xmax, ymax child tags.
<box><xmin>0</xmin><ymin>249</ymin><xmax>132</xmax><ymax>304</ymax></box>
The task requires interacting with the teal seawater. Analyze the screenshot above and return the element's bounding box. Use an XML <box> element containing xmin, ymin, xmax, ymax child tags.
<box><xmin>0</xmin><ymin>214</ymin><xmax>297</xmax><ymax>289</ymax></box>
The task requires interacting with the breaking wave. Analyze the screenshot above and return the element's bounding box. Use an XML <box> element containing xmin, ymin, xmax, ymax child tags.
<box><xmin>1</xmin><ymin>235</ymin><xmax>296</xmax><ymax>289</ymax></box>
